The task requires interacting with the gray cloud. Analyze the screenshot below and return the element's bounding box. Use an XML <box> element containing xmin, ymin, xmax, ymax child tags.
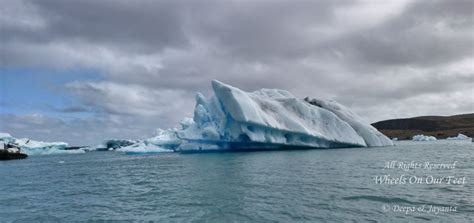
<box><xmin>333</xmin><ymin>0</ymin><xmax>474</xmax><ymax>68</ymax></box>
<box><xmin>2</xmin><ymin>0</ymin><xmax>190</xmax><ymax>53</ymax></box>
<box><xmin>65</xmin><ymin>81</ymin><xmax>194</xmax><ymax>118</ymax></box>
<box><xmin>188</xmin><ymin>0</ymin><xmax>353</xmax><ymax>61</ymax></box>
<box><xmin>1</xmin><ymin>0</ymin><xmax>473</xmax><ymax>145</ymax></box>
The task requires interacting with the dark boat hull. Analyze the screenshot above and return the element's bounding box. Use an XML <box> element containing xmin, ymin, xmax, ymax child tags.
<box><xmin>0</xmin><ymin>150</ymin><xmax>28</xmax><ymax>160</ymax></box>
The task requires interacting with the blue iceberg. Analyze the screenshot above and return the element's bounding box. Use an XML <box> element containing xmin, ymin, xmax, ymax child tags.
<box><xmin>174</xmin><ymin>80</ymin><xmax>393</xmax><ymax>152</ymax></box>
<box><xmin>0</xmin><ymin>133</ymin><xmax>83</xmax><ymax>155</ymax></box>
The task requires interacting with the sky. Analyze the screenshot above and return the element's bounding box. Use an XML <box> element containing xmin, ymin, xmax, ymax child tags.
<box><xmin>1</xmin><ymin>0</ymin><xmax>473</xmax><ymax>145</ymax></box>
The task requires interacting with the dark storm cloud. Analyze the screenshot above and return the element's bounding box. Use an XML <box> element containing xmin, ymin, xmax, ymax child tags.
<box><xmin>333</xmin><ymin>71</ymin><xmax>474</xmax><ymax>106</ymax></box>
<box><xmin>1</xmin><ymin>0</ymin><xmax>473</xmax><ymax>144</ymax></box>
<box><xmin>3</xmin><ymin>0</ymin><xmax>190</xmax><ymax>53</ymax></box>
<box><xmin>2</xmin><ymin>0</ymin><xmax>355</xmax><ymax>69</ymax></box>
<box><xmin>3</xmin><ymin>0</ymin><xmax>472</xmax><ymax>68</ymax></box>
<box><xmin>333</xmin><ymin>0</ymin><xmax>474</xmax><ymax>68</ymax></box>
<box><xmin>188</xmin><ymin>0</ymin><xmax>353</xmax><ymax>61</ymax></box>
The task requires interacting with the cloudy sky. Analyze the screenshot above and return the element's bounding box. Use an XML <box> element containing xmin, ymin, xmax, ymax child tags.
<box><xmin>1</xmin><ymin>0</ymin><xmax>473</xmax><ymax>145</ymax></box>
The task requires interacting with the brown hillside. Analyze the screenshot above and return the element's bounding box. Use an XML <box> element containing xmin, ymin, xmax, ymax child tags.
<box><xmin>372</xmin><ymin>113</ymin><xmax>474</xmax><ymax>140</ymax></box>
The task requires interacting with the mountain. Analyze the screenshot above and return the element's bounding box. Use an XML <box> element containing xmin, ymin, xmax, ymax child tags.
<box><xmin>371</xmin><ymin>113</ymin><xmax>474</xmax><ymax>140</ymax></box>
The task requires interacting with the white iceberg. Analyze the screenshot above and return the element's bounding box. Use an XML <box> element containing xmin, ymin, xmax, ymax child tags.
<box><xmin>0</xmin><ymin>132</ymin><xmax>13</xmax><ymax>138</ymax></box>
<box><xmin>176</xmin><ymin>80</ymin><xmax>393</xmax><ymax>152</ymax></box>
<box><xmin>0</xmin><ymin>132</ymin><xmax>83</xmax><ymax>155</ymax></box>
<box><xmin>446</xmin><ymin>133</ymin><xmax>470</xmax><ymax>140</ymax></box>
<box><xmin>118</xmin><ymin>143</ymin><xmax>174</xmax><ymax>155</ymax></box>
<box><xmin>143</xmin><ymin>128</ymin><xmax>182</xmax><ymax>150</ymax></box>
<box><xmin>412</xmin><ymin>134</ymin><xmax>437</xmax><ymax>141</ymax></box>
<box><xmin>116</xmin><ymin>128</ymin><xmax>180</xmax><ymax>154</ymax></box>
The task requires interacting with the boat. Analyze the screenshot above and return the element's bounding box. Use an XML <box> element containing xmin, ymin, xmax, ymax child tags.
<box><xmin>0</xmin><ymin>143</ymin><xmax>28</xmax><ymax>160</ymax></box>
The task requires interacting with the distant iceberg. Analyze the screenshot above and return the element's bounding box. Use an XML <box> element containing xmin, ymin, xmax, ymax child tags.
<box><xmin>104</xmin><ymin>139</ymin><xmax>137</xmax><ymax>149</ymax></box>
<box><xmin>446</xmin><ymin>133</ymin><xmax>470</xmax><ymax>140</ymax></box>
<box><xmin>0</xmin><ymin>133</ymin><xmax>83</xmax><ymax>155</ymax></box>
<box><xmin>117</xmin><ymin>129</ymin><xmax>179</xmax><ymax>154</ymax></box>
<box><xmin>174</xmin><ymin>80</ymin><xmax>393</xmax><ymax>152</ymax></box>
<box><xmin>412</xmin><ymin>134</ymin><xmax>437</xmax><ymax>141</ymax></box>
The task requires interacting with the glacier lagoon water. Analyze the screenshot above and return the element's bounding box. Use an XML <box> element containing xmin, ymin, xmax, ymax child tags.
<box><xmin>0</xmin><ymin>141</ymin><xmax>472</xmax><ymax>222</ymax></box>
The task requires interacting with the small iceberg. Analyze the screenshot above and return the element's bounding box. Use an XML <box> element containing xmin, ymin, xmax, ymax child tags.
<box><xmin>82</xmin><ymin>139</ymin><xmax>139</xmax><ymax>151</ymax></box>
<box><xmin>412</xmin><ymin>134</ymin><xmax>437</xmax><ymax>141</ymax></box>
<box><xmin>0</xmin><ymin>133</ymin><xmax>82</xmax><ymax>155</ymax></box>
<box><xmin>104</xmin><ymin>139</ymin><xmax>137</xmax><ymax>149</ymax></box>
<box><xmin>119</xmin><ymin>144</ymin><xmax>174</xmax><ymax>155</ymax></box>
<box><xmin>446</xmin><ymin>133</ymin><xmax>471</xmax><ymax>140</ymax></box>
<box><xmin>116</xmin><ymin>128</ymin><xmax>181</xmax><ymax>154</ymax></box>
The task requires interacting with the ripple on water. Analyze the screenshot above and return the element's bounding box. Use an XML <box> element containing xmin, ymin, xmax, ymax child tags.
<box><xmin>0</xmin><ymin>142</ymin><xmax>472</xmax><ymax>222</ymax></box>
<box><xmin>342</xmin><ymin>195</ymin><xmax>422</xmax><ymax>205</ymax></box>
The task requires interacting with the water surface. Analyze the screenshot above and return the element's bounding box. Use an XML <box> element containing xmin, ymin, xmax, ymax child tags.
<box><xmin>1</xmin><ymin>140</ymin><xmax>473</xmax><ymax>222</ymax></box>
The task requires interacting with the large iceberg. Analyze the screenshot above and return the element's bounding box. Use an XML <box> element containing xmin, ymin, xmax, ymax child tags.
<box><xmin>175</xmin><ymin>80</ymin><xmax>393</xmax><ymax>152</ymax></box>
<box><xmin>0</xmin><ymin>133</ymin><xmax>83</xmax><ymax>155</ymax></box>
